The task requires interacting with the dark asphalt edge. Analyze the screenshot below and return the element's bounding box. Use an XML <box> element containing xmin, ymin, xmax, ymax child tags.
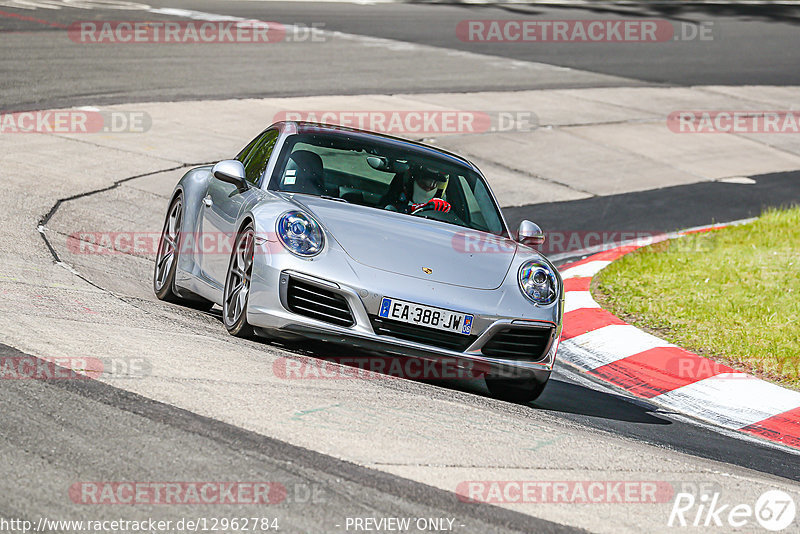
<box><xmin>5</xmin><ymin>77</ymin><xmax>654</xmax><ymax>116</ymax></box>
<box><xmin>0</xmin><ymin>343</ymin><xmax>582</xmax><ymax>534</ymax></box>
<box><xmin>502</xmin><ymin>170</ymin><xmax>800</xmax><ymax>237</ymax></box>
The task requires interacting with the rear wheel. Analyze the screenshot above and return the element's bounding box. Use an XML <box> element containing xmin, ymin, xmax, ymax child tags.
<box><xmin>223</xmin><ymin>223</ymin><xmax>256</xmax><ymax>338</ymax></box>
<box><xmin>485</xmin><ymin>375</ymin><xmax>548</xmax><ymax>403</ymax></box>
<box><xmin>153</xmin><ymin>195</ymin><xmax>214</xmax><ymax>311</ymax></box>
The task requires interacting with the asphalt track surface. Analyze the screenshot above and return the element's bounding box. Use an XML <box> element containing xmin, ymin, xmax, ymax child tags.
<box><xmin>2</xmin><ymin>1</ymin><xmax>800</xmax><ymax>532</ymax></box>
<box><xmin>3</xmin><ymin>1</ymin><xmax>800</xmax><ymax>110</ymax></box>
<box><xmin>505</xmin><ymin>170</ymin><xmax>800</xmax><ymax>247</ymax></box>
<box><xmin>152</xmin><ymin>0</ymin><xmax>800</xmax><ymax>85</ymax></box>
<box><xmin>0</xmin><ymin>342</ymin><xmax>576</xmax><ymax>534</ymax></box>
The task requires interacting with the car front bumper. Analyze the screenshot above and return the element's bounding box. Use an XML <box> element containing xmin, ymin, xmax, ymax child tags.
<box><xmin>248</xmin><ymin>257</ymin><xmax>562</xmax><ymax>379</ymax></box>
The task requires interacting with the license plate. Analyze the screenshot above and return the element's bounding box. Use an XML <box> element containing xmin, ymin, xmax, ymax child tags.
<box><xmin>378</xmin><ymin>297</ymin><xmax>473</xmax><ymax>335</ymax></box>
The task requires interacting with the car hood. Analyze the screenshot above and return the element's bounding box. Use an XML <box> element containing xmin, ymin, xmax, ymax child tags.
<box><xmin>287</xmin><ymin>194</ymin><xmax>517</xmax><ymax>290</ymax></box>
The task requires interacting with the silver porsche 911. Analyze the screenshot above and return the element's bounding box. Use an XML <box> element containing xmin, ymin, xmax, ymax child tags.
<box><xmin>153</xmin><ymin>121</ymin><xmax>563</xmax><ymax>402</ymax></box>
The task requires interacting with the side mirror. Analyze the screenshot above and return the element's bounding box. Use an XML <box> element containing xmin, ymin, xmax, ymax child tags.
<box><xmin>517</xmin><ymin>220</ymin><xmax>545</xmax><ymax>247</ymax></box>
<box><xmin>212</xmin><ymin>160</ymin><xmax>248</xmax><ymax>190</ymax></box>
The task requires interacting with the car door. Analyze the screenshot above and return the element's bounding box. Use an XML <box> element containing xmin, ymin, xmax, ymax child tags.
<box><xmin>200</xmin><ymin>129</ymin><xmax>279</xmax><ymax>285</ymax></box>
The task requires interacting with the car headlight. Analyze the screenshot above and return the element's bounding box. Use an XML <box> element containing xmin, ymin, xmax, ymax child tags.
<box><xmin>518</xmin><ymin>260</ymin><xmax>558</xmax><ymax>305</ymax></box>
<box><xmin>276</xmin><ymin>211</ymin><xmax>324</xmax><ymax>257</ymax></box>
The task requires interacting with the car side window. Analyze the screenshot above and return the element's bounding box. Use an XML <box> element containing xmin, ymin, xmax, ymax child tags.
<box><xmin>240</xmin><ymin>129</ymin><xmax>279</xmax><ymax>185</ymax></box>
<box><xmin>235</xmin><ymin>136</ymin><xmax>259</xmax><ymax>164</ymax></box>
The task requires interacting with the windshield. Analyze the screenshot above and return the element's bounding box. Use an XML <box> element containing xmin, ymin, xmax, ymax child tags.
<box><xmin>268</xmin><ymin>132</ymin><xmax>506</xmax><ymax>236</ymax></box>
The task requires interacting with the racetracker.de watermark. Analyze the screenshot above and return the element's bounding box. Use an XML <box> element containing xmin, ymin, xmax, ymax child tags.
<box><xmin>272</xmin><ymin>355</ymin><xmax>524</xmax><ymax>381</ymax></box>
<box><xmin>452</xmin><ymin>230</ymin><xmax>665</xmax><ymax>256</ymax></box>
<box><xmin>69</xmin><ymin>482</ymin><xmax>287</xmax><ymax>505</ymax></box>
<box><xmin>0</xmin><ymin>356</ymin><xmax>150</xmax><ymax>379</ymax></box>
<box><xmin>456</xmin><ymin>480</ymin><xmax>675</xmax><ymax>504</ymax></box>
<box><xmin>0</xmin><ymin>110</ymin><xmax>150</xmax><ymax>134</ymax></box>
<box><xmin>450</xmin><ymin>230</ymin><xmax>720</xmax><ymax>256</ymax></box>
<box><xmin>67</xmin><ymin>231</ymin><xmax>278</xmax><ymax>256</ymax></box>
<box><xmin>68</xmin><ymin>20</ymin><xmax>293</xmax><ymax>43</ymax></box>
<box><xmin>457</xmin><ymin>20</ymin><xmax>714</xmax><ymax>43</ymax></box>
<box><xmin>273</xmin><ymin>110</ymin><xmax>538</xmax><ymax>135</ymax></box>
<box><xmin>69</xmin><ymin>230</ymin><xmax>366</xmax><ymax>256</ymax></box>
<box><xmin>664</xmin><ymin>354</ymin><xmax>800</xmax><ymax>381</ymax></box>
<box><xmin>668</xmin><ymin>111</ymin><xmax>800</xmax><ymax>133</ymax></box>
<box><xmin>69</xmin><ymin>481</ymin><xmax>326</xmax><ymax>505</ymax></box>
<box><xmin>67</xmin><ymin>21</ymin><xmax>326</xmax><ymax>44</ymax></box>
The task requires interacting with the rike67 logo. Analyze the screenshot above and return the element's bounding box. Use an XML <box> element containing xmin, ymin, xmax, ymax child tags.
<box><xmin>669</xmin><ymin>489</ymin><xmax>796</xmax><ymax>531</ymax></box>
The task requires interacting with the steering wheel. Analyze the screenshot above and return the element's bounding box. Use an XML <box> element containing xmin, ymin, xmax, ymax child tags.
<box><xmin>410</xmin><ymin>203</ymin><xmax>438</xmax><ymax>216</ymax></box>
<box><xmin>410</xmin><ymin>203</ymin><xmax>467</xmax><ymax>227</ymax></box>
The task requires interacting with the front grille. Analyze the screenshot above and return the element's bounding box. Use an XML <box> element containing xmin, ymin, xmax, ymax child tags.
<box><xmin>480</xmin><ymin>326</ymin><xmax>553</xmax><ymax>361</ymax></box>
<box><xmin>370</xmin><ymin>316</ymin><xmax>477</xmax><ymax>352</ymax></box>
<box><xmin>286</xmin><ymin>278</ymin><xmax>354</xmax><ymax>327</ymax></box>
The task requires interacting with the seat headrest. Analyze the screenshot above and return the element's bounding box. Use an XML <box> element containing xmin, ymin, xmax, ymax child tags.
<box><xmin>289</xmin><ymin>150</ymin><xmax>324</xmax><ymax>182</ymax></box>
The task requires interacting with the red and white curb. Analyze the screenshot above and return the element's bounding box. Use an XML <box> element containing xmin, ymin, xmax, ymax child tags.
<box><xmin>557</xmin><ymin>223</ymin><xmax>800</xmax><ymax>452</ymax></box>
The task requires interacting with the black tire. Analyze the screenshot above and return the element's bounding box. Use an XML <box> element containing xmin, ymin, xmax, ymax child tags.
<box><xmin>153</xmin><ymin>195</ymin><xmax>214</xmax><ymax>311</ymax></box>
<box><xmin>222</xmin><ymin>223</ymin><xmax>257</xmax><ymax>338</ymax></box>
<box><xmin>485</xmin><ymin>375</ymin><xmax>548</xmax><ymax>403</ymax></box>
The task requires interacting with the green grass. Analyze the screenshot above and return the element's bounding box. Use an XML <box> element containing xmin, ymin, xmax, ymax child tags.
<box><xmin>592</xmin><ymin>207</ymin><xmax>800</xmax><ymax>389</ymax></box>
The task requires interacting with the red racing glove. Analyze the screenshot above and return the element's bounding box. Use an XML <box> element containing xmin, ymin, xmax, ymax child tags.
<box><xmin>411</xmin><ymin>198</ymin><xmax>451</xmax><ymax>213</ymax></box>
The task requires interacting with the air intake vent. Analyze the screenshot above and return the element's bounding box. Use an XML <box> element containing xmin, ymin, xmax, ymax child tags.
<box><xmin>286</xmin><ymin>278</ymin><xmax>354</xmax><ymax>327</ymax></box>
<box><xmin>370</xmin><ymin>316</ymin><xmax>477</xmax><ymax>352</ymax></box>
<box><xmin>480</xmin><ymin>326</ymin><xmax>553</xmax><ymax>361</ymax></box>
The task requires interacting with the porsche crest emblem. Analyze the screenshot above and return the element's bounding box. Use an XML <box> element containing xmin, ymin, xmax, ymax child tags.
<box><xmin>422</xmin><ymin>267</ymin><xmax>433</xmax><ymax>274</ymax></box>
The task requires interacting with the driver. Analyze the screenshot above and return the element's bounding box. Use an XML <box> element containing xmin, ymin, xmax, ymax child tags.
<box><xmin>385</xmin><ymin>166</ymin><xmax>451</xmax><ymax>214</ymax></box>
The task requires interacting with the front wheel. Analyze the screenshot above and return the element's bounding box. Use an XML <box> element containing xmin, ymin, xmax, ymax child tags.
<box><xmin>153</xmin><ymin>195</ymin><xmax>214</xmax><ymax>311</ymax></box>
<box><xmin>223</xmin><ymin>223</ymin><xmax>256</xmax><ymax>338</ymax></box>
<box><xmin>485</xmin><ymin>375</ymin><xmax>548</xmax><ymax>403</ymax></box>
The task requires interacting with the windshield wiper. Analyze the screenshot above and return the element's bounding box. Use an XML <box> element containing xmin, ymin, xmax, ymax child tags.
<box><xmin>320</xmin><ymin>195</ymin><xmax>349</xmax><ymax>203</ymax></box>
